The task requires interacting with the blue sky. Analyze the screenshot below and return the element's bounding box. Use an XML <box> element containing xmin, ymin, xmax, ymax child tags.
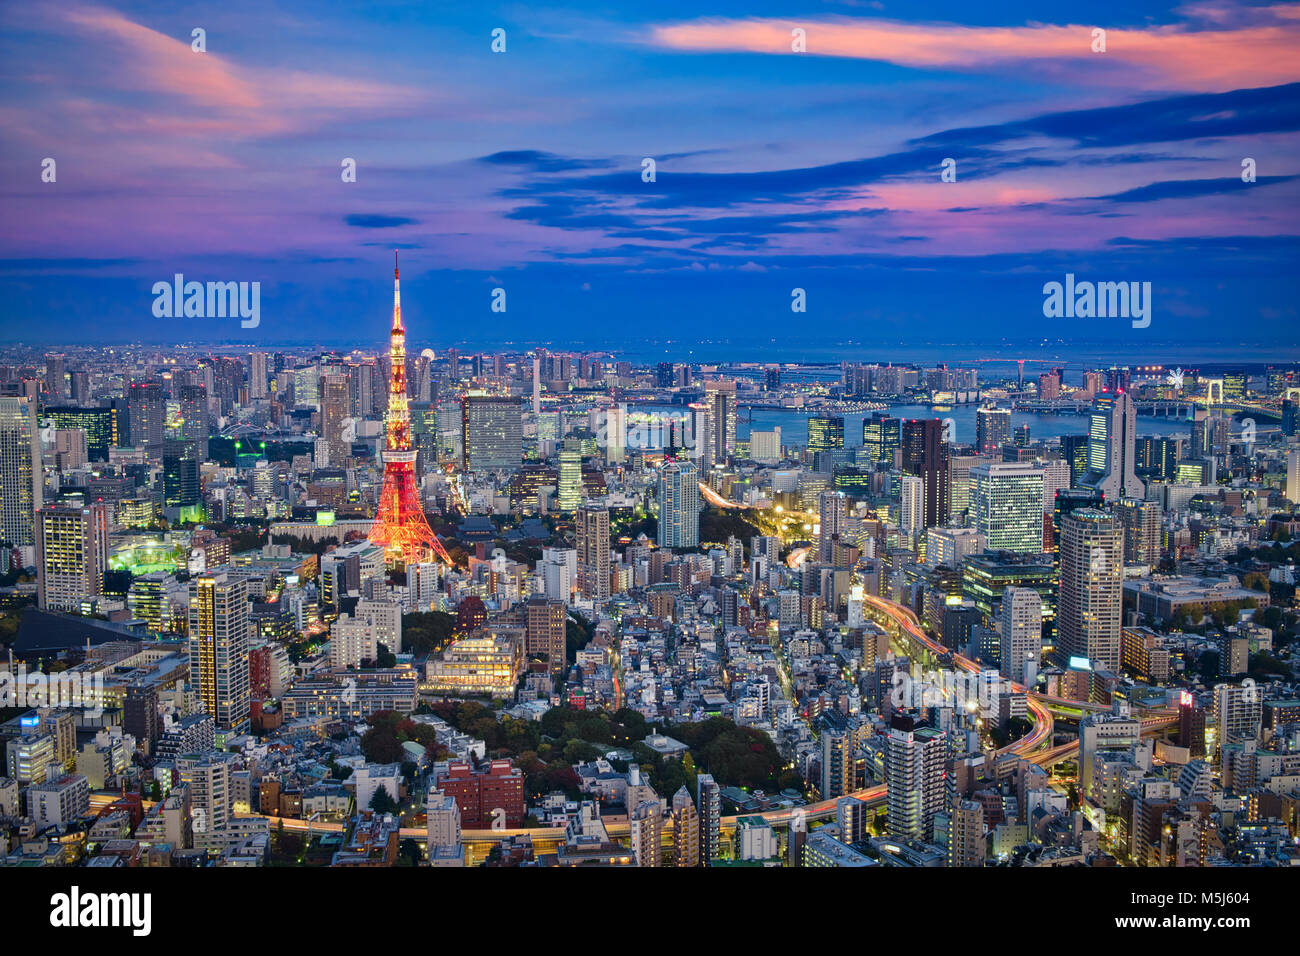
<box><xmin>1</xmin><ymin>0</ymin><xmax>1298</xmax><ymax>354</ymax></box>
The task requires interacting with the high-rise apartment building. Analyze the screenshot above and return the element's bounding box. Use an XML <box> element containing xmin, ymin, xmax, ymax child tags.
<box><xmin>817</xmin><ymin>489</ymin><xmax>847</xmax><ymax>563</ymax></box>
<box><xmin>703</xmin><ymin>379</ymin><xmax>737</xmax><ymax>467</ymax></box>
<box><xmin>696</xmin><ymin>773</ymin><xmax>721</xmax><ymax>866</ymax></box>
<box><xmin>248</xmin><ymin>351</ymin><xmax>269</xmax><ymax>399</ymax></box>
<box><xmin>671</xmin><ymin>786</ymin><xmax>700</xmax><ymax>867</ymax></box>
<box><xmin>629</xmin><ymin>799</ymin><xmax>663</xmax><ymax>867</ymax></box>
<box><xmin>177</xmin><ymin>751</ymin><xmax>236</xmax><ymax>838</ymax></box>
<box><xmin>886</xmin><ymin>719</ymin><xmax>947</xmax><ymax>843</ymax></box>
<box><xmin>603</xmin><ymin>403</ymin><xmax>626</xmax><ymax>463</ymax></box>
<box><xmin>750</xmin><ymin>427</ymin><xmax>782</xmax><ymax>464</ymax></box>
<box><xmin>321</xmin><ymin>373</ymin><xmax>352</xmax><ymax>466</ymax></box>
<box><xmin>976</xmin><ymin>406</ymin><xmax>1011</xmax><ymax>455</ymax></box>
<box><xmin>525</xmin><ymin>597</ymin><xmax>567</xmax><ymax>674</ymax></box>
<box><xmin>576</xmin><ymin>503</ymin><xmax>611</xmax><ymax>602</ymax></box>
<box><xmin>999</xmin><ymin>586</ymin><xmax>1043</xmax><ymax>686</ymax></box>
<box><xmin>126</xmin><ymin>380</ymin><xmax>165</xmax><ymax>451</ymax></box>
<box><xmin>657</xmin><ymin>459</ymin><xmax>700</xmax><ymax>549</ymax></box>
<box><xmin>1213</xmin><ymin>683</ymin><xmax>1262</xmax><ymax>748</ymax></box>
<box><xmin>1287</xmin><ymin>448</ymin><xmax>1300</xmax><ymax>504</ymax></box>
<box><xmin>899</xmin><ymin>475</ymin><xmax>925</xmax><ymax>543</ymax></box>
<box><xmin>1058</xmin><ymin>508</ymin><xmax>1123</xmax><ymax>670</ymax></box>
<box><xmin>948</xmin><ymin>800</ymin><xmax>986</xmax><ymax>867</ymax></box>
<box><xmin>36</xmin><ymin>502</ymin><xmax>108</xmax><ymax>611</ymax></box>
<box><xmin>821</xmin><ymin>728</ymin><xmax>855</xmax><ymax>800</ymax></box>
<box><xmin>1115</xmin><ymin>497</ymin><xmax>1161</xmax><ymax>569</ymax></box>
<box><xmin>0</xmin><ymin>396</ymin><xmax>42</xmax><ymax>546</ymax></box>
<box><xmin>188</xmin><ymin>571</ymin><xmax>251</xmax><ymax>734</ymax></box>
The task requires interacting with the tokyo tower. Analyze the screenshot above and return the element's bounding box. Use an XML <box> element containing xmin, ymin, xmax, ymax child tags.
<box><xmin>369</xmin><ymin>254</ymin><xmax>453</xmax><ymax>569</ymax></box>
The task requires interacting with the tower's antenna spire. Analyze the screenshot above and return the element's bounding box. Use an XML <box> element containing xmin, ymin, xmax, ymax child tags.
<box><xmin>394</xmin><ymin>249</ymin><xmax>399</xmax><ymax>279</ymax></box>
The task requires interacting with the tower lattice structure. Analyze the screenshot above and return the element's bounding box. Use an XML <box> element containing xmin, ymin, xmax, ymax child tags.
<box><xmin>369</xmin><ymin>255</ymin><xmax>453</xmax><ymax>568</ymax></box>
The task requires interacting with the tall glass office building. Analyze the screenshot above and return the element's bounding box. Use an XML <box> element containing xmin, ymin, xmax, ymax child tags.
<box><xmin>971</xmin><ymin>462</ymin><xmax>1045</xmax><ymax>554</ymax></box>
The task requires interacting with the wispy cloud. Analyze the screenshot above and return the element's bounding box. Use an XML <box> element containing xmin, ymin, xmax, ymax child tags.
<box><xmin>642</xmin><ymin>4</ymin><xmax>1300</xmax><ymax>92</ymax></box>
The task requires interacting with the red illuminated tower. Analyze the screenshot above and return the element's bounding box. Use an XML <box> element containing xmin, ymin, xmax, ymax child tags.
<box><xmin>369</xmin><ymin>254</ymin><xmax>453</xmax><ymax>568</ymax></box>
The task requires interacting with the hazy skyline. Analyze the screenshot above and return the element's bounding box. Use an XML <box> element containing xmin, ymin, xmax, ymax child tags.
<box><xmin>2</xmin><ymin>1</ymin><xmax>1298</xmax><ymax>346</ymax></box>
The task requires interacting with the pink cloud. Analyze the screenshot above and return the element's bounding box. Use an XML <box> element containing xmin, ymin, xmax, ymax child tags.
<box><xmin>644</xmin><ymin>6</ymin><xmax>1300</xmax><ymax>91</ymax></box>
<box><xmin>63</xmin><ymin>6</ymin><xmax>263</xmax><ymax>111</ymax></box>
<box><xmin>52</xmin><ymin>4</ymin><xmax>427</xmax><ymax>139</ymax></box>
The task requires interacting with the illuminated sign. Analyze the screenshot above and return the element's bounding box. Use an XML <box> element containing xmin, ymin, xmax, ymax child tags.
<box><xmin>1068</xmin><ymin>656</ymin><xmax>1093</xmax><ymax>671</ymax></box>
<box><xmin>316</xmin><ymin>511</ymin><xmax>336</xmax><ymax>526</ymax></box>
<box><xmin>1179</xmin><ymin>691</ymin><xmax>1193</xmax><ymax>707</ymax></box>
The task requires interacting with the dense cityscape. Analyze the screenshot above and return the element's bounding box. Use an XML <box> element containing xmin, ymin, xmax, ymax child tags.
<box><xmin>4</xmin><ymin>0</ymin><xmax>1298</xmax><ymax>934</ymax></box>
<box><xmin>1</xmin><ymin>260</ymin><xmax>1297</xmax><ymax>879</ymax></box>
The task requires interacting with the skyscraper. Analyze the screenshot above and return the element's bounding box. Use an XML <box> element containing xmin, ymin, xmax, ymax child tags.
<box><xmin>1060</xmin><ymin>434</ymin><xmax>1090</xmax><ymax>483</ymax></box>
<box><xmin>576</xmin><ymin>503</ymin><xmax>610</xmax><ymax>602</ymax></box>
<box><xmin>603</xmin><ymin>403</ymin><xmax>626</xmax><ymax>463</ymax></box>
<box><xmin>557</xmin><ymin>448</ymin><xmax>583</xmax><ymax>511</ymax></box>
<box><xmin>817</xmin><ymin>489</ymin><xmax>847</xmax><ymax>563</ymax></box>
<box><xmin>976</xmin><ymin>407</ymin><xmax>1011</xmax><ymax>455</ymax></box>
<box><xmin>1287</xmin><ymin>447</ymin><xmax>1300</xmax><ymax>504</ymax></box>
<box><xmin>126</xmin><ymin>380</ymin><xmax>164</xmax><ymax>451</ymax></box>
<box><xmin>862</xmin><ymin>413</ymin><xmax>900</xmax><ymax>466</ymax></box>
<box><xmin>703</xmin><ymin>379</ymin><xmax>737</xmax><ymax>467</ymax></box>
<box><xmin>999</xmin><ymin>586</ymin><xmax>1043</xmax><ymax>686</ymax></box>
<box><xmin>461</xmin><ymin>395</ymin><xmax>523</xmax><ymax>472</ymax></box>
<box><xmin>162</xmin><ymin>440</ymin><xmax>202</xmax><ymax>514</ymax></box>
<box><xmin>808</xmin><ymin>415</ymin><xmax>845</xmax><ymax>452</ymax></box>
<box><xmin>1115</xmin><ymin>497</ymin><xmax>1162</xmax><ymax>569</ymax></box>
<box><xmin>188</xmin><ymin>571</ymin><xmax>251</xmax><ymax>734</ymax></box>
<box><xmin>321</xmin><ymin>373</ymin><xmax>352</xmax><ymax>466</ymax></box>
<box><xmin>1080</xmin><ymin>391</ymin><xmax>1145</xmax><ymax>501</ymax></box>
<box><xmin>900</xmin><ymin>418</ymin><xmax>948</xmax><ymax>530</ymax></box>
<box><xmin>899</xmin><ymin>475</ymin><xmax>924</xmax><ymax>543</ymax></box>
<box><xmin>248</xmin><ymin>351</ymin><xmax>269</xmax><ymax>400</ymax></box>
<box><xmin>0</xmin><ymin>396</ymin><xmax>42</xmax><ymax>546</ymax></box>
<box><xmin>35</xmin><ymin>502</ymin><xmax>108</xmax><ymax>612</ymax></box>
<box><xmin>657</xmin><ymin>459</ymin><xmax>700</xmax><ymax>549</ymax></box>
<box><xmin>44</xmin><ymin>353</ymin><xmax>67</xmax><ymax>400</ymax></box>
<box><xmin>971</xmin><ymin>462</ymin><xmax>1045</xmax><ymax>554</ymax></box>
<box><xmin>1052</xmin><ymin>486</ymin><xmax>1105</xmax><ymax>571</ymax></box>
<box><xmin>177</xmin><ymin>383</ymin><xmax>210</xmax><ymax>460</ymax></box>
<box><xmin>42</xmin><ymin>406</ymin><xmax>117</xmax><ymax>462</ymax></box>
<box><xmin>408</xmin><ymin>401</ymin><xmax>438</xmax><ymax>475</ymax></box>
<box><xmin>1058</xmin><ymin>508</ymin><xmax>1123</xmax><ymax>670</ymax></box>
